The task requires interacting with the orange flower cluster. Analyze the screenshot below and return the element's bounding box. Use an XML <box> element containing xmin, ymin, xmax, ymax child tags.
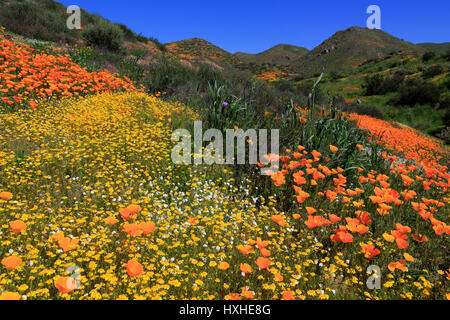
<box><xmin>256</xmin><ymin>71</ymin><xmax>287</xmax><ymax>82</ymax></box>
<box><xmin>235</xmin><ymin>239</ymin><xmax>272</xmax><ymax>275</ymax></box>
<box><xmin>49</xmin><ymin>231</ymin><xmax>78</xmax><ymax>252</ymax></box>
<box><xmin>348</xmin><ymin>113</ymin><xmax>448</xmax><ymax>165</ymax></box>
<box><xmin>178</xmin><ymin>53</ymin><xmax>196</xmax><ymax>60</ymax></box>
<box><xmin>265</xmin><ymin>141</ymin><xmax>449</xmax><ymax>275</ymax></box>
<box><xmin>0</xmin><ymin>31</ymin><xmax>136</xmax><ymax>110</ymax></box>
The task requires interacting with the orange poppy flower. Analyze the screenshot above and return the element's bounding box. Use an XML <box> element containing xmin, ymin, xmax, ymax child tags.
<box><xmin>228</xmin><ymin>293</ymin><xmax>242</xmax><ymax>300</ymax></box>
<box><xmin>104</xmin><ymin>216</ymin><xmax>119</xmax><ymax>225</ymax></box>
<box><xmin>122</xmin><ymin>222</ymin><xmax>143</xmax><ymax>236</ymax></box>
<box><xmin>360</xmin><ymin>243</ymin><xmax>380</xmax><ymax>259</ymax></box>
<box><xmin>256</xmin><ymin>238</ymin><xmax>269</xmax><ymax>249</ymax></box>
<box><xmin>55</xmin><ymin>277</ymin><xmax>77</xmax><ymax>294</ymax></box>
<box><xmin>240</xmin><ymin>263</ymin><xmax>253</xmax><ymax>274</ymax></box>
<box><xmin>326</xmin><ymin>190</ymin><xmax>337</xmax><ymax>202</ymax></box>
<box><xmin>311</xmin><ymin>150</ymin><xmax>321</xmax><ymax>160</ymax></box>
<box><xmin>401</xmin><ymin>190</ymin><xmax>417</xmax><ymax>201</ymax></box>
<box><xmin>0</xmin><ymin>191</ymin><xmax>13</xmax><ymax>200</ymax></box>
<box><xmin>1</xmin><ymin>256</ymin><xmax>22</xmax><ymax>270</ymax></box>
<box><xmin>139</xmin><ymin>221</ymin><xmax>156</xmax><ymax>235</ymax></box>
<box><xmin>58</xmin><ymin>237</ymin><xmax>78</xmax><ymax>252</ymax></box>
<box><xmin>10</xmin><ymin>220</ymin><xmax>26</xmax><ymax>233</ymax></box>
<box><xmin>241</xmin><ymin>287</ymin><xmax>255</xmax><ymax>299</ymax></box>
<box><xmin>288</xmin><ymin>161</ymin><xmax>301</xmax><ymax>170</ymax></box>
<box><xmin>313</xmin><ymin>170</ymin><xmax>325</xmax><ymax>180</ymax></box>
<box><xmin>433</xmin><ymin>224</ymin><xmax>450</xmax><ymax>236</ymax></box>
<box><xmin>259</xmin><ymin>247</ymin><xmax>271</xmax><ymax>257</ymax></box>
<box><xmin>0</xmin><ymin>291</ymin><xmax>21</xmax><ymax>300</ymax></box>
<box><xmin>119</xmin><ymin>204</ymin><xmax>141</xmax><ymax>221</ymax></box>
<box><xmin>127</xmin><ymin>259</ymin><xmax>144</xmax><ymax>277</ymax></box>
<box><xmin>359</xmin><ymin>176</ymin><xmax>368</xmax><ymax>183</ymax></box>
<box><xmin>29</xmin><ymin>101</ymin><xmax>37</xmax><ymax>109</ymax></box>
<box><xmin>411</xmin><ymin>234</ymin><xmax>428</xmax><ymax>242</ymax></box>
<box><xmin>293</xmin><ymin>171</ymin><xmax>306</xmax><ymax>185</ymax></box>
<box><xmin>49</xmin><ymin>231</ymin><xmax>65</xmax><ymax>242</ymax></box>
<box><xmin>282</xmin><ymin>290</ymin><xmax>295</xmax><ymax>300</ymax></box>
<box><xmin>329</xmin><ymin>145</ymin><xmax>339</xmax><ymax>152</ymax></box>
<box><xmin>403</xmin><ymin>253</ymin><xmax>414</xmax><ymax>262</ymax></box>
<box><xmin>395</xmin><ymin>238</ymin><xmax>409</xmax><ymax>250</ymax></box>
<box><xmin>329</xmin><ymin>214</ymin><xmax>341</xmax><ymax>223</ymax></box>
<box><xmin>296</xmin><ymin>189</ymin><xmax>310</xmax><ymax>204</ymax></box>
<box><xmin>237</xmin><ymin>245</ymin><xmax>254</xmax><ymax>255</ymax></box>
<box><xmin>255</xmin><ymin>257</ymin><xmax>271</xmax><ymax>270</ymax></box>
<box><xmin>270</xmin><ymin>171</ymin><xmax>286</xmax><ymax>187</ymax></box>
<box><xmin>271</xmin><ymin>215</ymin><xmax>286</xmax><ymax>227</ymax></box>
<box><xmin>264</xmin><ymin>154</ymin><xmax>280</xmax><ymax>162</ymax></box>
<box><xmin>331</xmin><ymin>230</ymin><xmax>353</xmax><ymax>243</ymax></box>
<box><xmin>395</xmin><ymin>223</ymin><xmax>411</xmax><ymax>234</ymax></box>
<box><xmin>388</xmin><ymin>260</ymin><xmax>407</xmax><ymax>272</ymax></box>
<box><xmin>218</xmin><ymin>261</ymin><xmax>230</xmax><ymax>271</ymax></box>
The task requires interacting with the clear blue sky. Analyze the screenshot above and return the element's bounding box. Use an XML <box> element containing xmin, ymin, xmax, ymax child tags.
<box><xmin>59</xmin><ymin>0</ymin><xmax>449</xmax><ymax>53</ymax></box>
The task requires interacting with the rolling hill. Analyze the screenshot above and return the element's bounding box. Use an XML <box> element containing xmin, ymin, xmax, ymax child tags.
<box><xmin>416</xmin><ymin>42</ymin><xmax>450</xmax><ymax>55</ymax></box>
<box><xmin>234</xmin><ymin>44</ymin><xmax>309</xmax><ymax>66</ymax></box>
<box><xmin>289</xmin><ymin>26</ymin><xmax>424</xmax><ymax>77</ymax></box>
<box><xmin>166</xmin><ymin>38</ymin><xmax>241</xmax><ymax>68</ymax></box>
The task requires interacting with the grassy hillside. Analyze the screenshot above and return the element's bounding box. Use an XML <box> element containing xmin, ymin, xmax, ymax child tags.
<box><xmin>279</xmin><ymin>50</ymin><xmax>450</xmax><ymax>142</ymax></box>
<box><xmin>1</xmin><ymin>1</ymin><xmax>450</xmax><ymax>302</ymax></box>
<box><xmin>290</xmin><ymin>27</ymin><xmax>424</xmax><ymax>77</ymax></box>
<box><xmin>235</xmin><ymin>44</ymin><xmax>309</xmax><ymax>66</ymax></box>
<box><xmin>0</xmin><ymin>0</ymin><xmax>155</xmax><ymax>45</ymax></box>
<box><xmin>166</xmin><ymin>38</ymin><xmax>241</xmax><ymax>68</ymax></box>
<box><xmin>416</xmin><ymin>42</ymin><xmax>450</xmax><ymax>55</ymax></box>
<box><xmin>1</xmin><ymin>1</ymin><xmax>448</xmax><ymax>144</ymax></box>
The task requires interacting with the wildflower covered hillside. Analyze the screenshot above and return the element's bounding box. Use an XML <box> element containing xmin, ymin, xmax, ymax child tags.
<box><xmin>0</xmin><ymin>27</ymin><xmax>449</xmax><ymax>301</ymax></box>
<box><xmin>0</xmin><ymin>27</ymin><xmax>136</xmax><ymax>112</ymax></box>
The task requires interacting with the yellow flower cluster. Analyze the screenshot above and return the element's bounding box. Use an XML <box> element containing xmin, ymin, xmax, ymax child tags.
<box><xmin>0</xmin><ymin>92</ymin><xmax>447</xmax><ymax>300</ymax></box>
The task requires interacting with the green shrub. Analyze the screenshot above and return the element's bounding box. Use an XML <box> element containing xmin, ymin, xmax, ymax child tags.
<box><xmin>362</xmin><ymin>74</ymin><xmax>383</xmax><ymax>95</ymax></box>
<box><xmin>422</xmin><ymin>51</ymin><xmax>436</xmax><ymax>62</ymax></box>
<box><xmin>422</xmin><ymin>64</ymin><xmax>444</xmax><ymax>79</ymax></box>
<box><xmin>394</xmin><ymin>68</ymin><xmax>415</xmax><ymax>77</ymax></box>
<box><xmin>82</xmin><ymin>21</ymin><xmax>124</xmax><ymax>52</ymax></box>
<box><xmin>115</xmin><ymin>23</ymin><xmax>148</xmax><ymax>43</ymax></box>
<box><xmin>329</xmin><ymin>71</ymin><xmax>344</xmax><ymax>80</ymax></box>
<box><xmin>362</xmin><ymin>73</ymin><xmax>403</xmax><ymax>95</ymax></box>
<box><xmin>443</xmin><ymin>76</ymin><xmax>450</xmax><ymax>90</ymax></box>
<box><xmin>439</xmin><ymin>93</ymin><xmax>450</xmax><ymax>109</ymax></box>
<box><xmin>68</xmin><ymin>46</ymin><xmax>104</xmax><ymax>72</ymax></box>
<box><xmin>135</xmin><ymin>34</ymin><xmax>149</xmax><ymax>43</ymax></box>
<box><xmin>40</xmin><ymin>9</ymin><xmax>66</xmax><ymax>34</ymax></box>
<box><xmin>443</xmin><ymin>49</ymin><xmax>450</xmax><ymax>61</ymax></box>
<box><xmin>437</xmin><ymin>126</ymin><xmax>450</xmax><ymax>145</ymax></box>
<box><xmin>394</xmin><ymin>78</ymin><xmax>441</xmax><ymax>107</ymax></box>
<box><xmin>115</xmin><ymin>23</ymin><xmax>137</xmax><ymax>41</ymax></box>
<box><xmin>5</xmin><ymin>1</ymin><xmax>34</xmax><ymax>21</ymax></box>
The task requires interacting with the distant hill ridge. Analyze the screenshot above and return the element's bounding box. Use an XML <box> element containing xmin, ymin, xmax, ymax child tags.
<box><xmin>416</xmin><ymin>42</ymin><xmax>450</xmax><ymax>55</ymax></box>
<box><xmin>0</xmin><ymin>0</ymin><xmax>447</xmax><ymax>77</ymax></box>
<box><xmin>234</xmin><ymin>44</ymin><xmax>309</xmax><ymax>66</ymax></box>
<box><xmin>166</xmin><ymin>27</ymin><xmax>446</xmax><ymax>77</ymax></box>
<box><xmin>288</xmin><ymin>26</ymin><xmax>424</xmax><ymax>77</ymax></box>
